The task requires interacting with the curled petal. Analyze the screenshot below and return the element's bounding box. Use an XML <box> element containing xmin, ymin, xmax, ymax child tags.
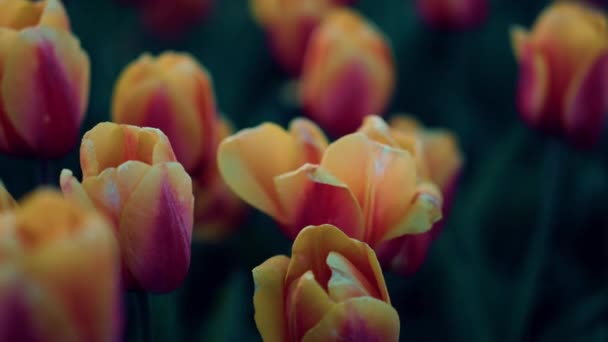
<box><xmin>289</xmin><ymin>118</ymin><xmax>329</xmax><ymax>164</ymax></box>
<box><xmin>274</xmin><ymin>164</ymin><xmax>364</xmax><ymax>240</ymax></box>
<box><xmin>326</xmin><ymin>251</ymin><xmax>380</xmax><ymax>302</ymax></box>
<box><xmin>302</xmin><ymin>297</ymin><xmax>400</xmax><ymax>342</ymax></box>
<box><xmin>252</xmin><ymin>255</ymin><xmax>290</xmax><ymax>342</ymax></box>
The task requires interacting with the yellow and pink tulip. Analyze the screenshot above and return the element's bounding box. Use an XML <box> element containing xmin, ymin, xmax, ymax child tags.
<box><xmin>511</xmin><ymin>1</ymin><xmax>608</xmax><ymax>148</ymax></box>
<box><xmin>60</xmin><ymin>122</ymin><xmax>194</xmax><ymax>293</ymax></box>
<box><xmin>253</xmin><ymin>224</ymin><xmax>399</xmax><ymax>342</ymax></box>
<box><xmin>0</xmin><ymin>190</ymin><xmax>121</xmax><ymax>342</ymax></box>
<box><xmin>0</xmin><ymin>0</ymin><xmax>90</xmax><ymax>158</ymax></box>
<box><xmin>300</xmin><ymin>9</ymin><xmax>395</xmax><ymax>136</ymax></box>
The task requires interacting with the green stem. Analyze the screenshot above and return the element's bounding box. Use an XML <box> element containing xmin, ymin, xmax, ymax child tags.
<box><xmin>136</xmin><ymin>291</ymin><xmax>151</xmax><ymax>342</ymax></box>
<box><xmin>509</xmin><ymin>141</ymin><xmax>563</xmax><ymax>341</ymax></box>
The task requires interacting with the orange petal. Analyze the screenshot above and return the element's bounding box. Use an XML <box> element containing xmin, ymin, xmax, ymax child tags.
<box><xmin>302</xmin><ymin>297</ymin><xmax>400</xmax><ymax>342</ymax></box>
<box><xmin>217</xmin><ymin>123</ymin><xmax>300</xmax><ymax>223</ymax></box>
<box><xmin>285</xmin><ymin>225</ymin><xmax>390</xmax><ymax>304</ymax></box>
<box><xmin>357</xmin><ymin>115</ymin><xmax>400</xmax><ymax>147</ymax></box>
<box><xmin>285</xmin><ymin>270</ymin><xmax>335</xmax><ymax>341</ymax></box>
<box><xmin>252</xmin><ymin>255</ymin><xmax>290</xmax><ymax>342</ymax></box>
<box><xmin>274</xmin><ymin>164</ymin><xmax>364</xmax><ymax>240</ymax></box>
<box><xmin>326</xmin><ymin>251</ymin><xmax>380</xmax><ymax>302</ymax></box>
<box><xmin>119</xmin><ymin>162</ymin><xmax>193</xmax><ymax>293</ymax></box>
<box><xmin>288</xmin><ymin>117</ymin><xmax>329</xmax><ymax>164</ymax></box>
<box><xmin>59</xmin><ymin>169</ymin><xmax>95</xmax><ymax>210</ymax></box>
<box><xmin>38</xmin><ymin>0</ymin><xmax>71</xmax><ymax>31</ymax></box>
<box><xmin>510</xmin><ymin>26</ymin><xmax>529</xmax><ymax>60</ymax></box>
<box><xmin>0</xmin><ymin>180</ymin><xmax>16</xmax><ymax>212</ymax></box>
<box><xmin>0</xmin><ymin>0</ymin><xmax>69</xmax><ymax>31</ymax></box>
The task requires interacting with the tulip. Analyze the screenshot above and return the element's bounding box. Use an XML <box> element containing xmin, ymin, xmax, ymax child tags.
<box><xmin>60</xmin><ymin>122</ymin><xmax>194</xmax><ymax>293</ymax></box>
<box><xmin>218</xmin><ymin>117</ymin><xmax>441</xmax><ymax>248</ymax></box>
<box><xmin>0</xmin><ymin>181</ymin><xmax>15</xmax><ymax>211</ymax></box>
<box><xmin>193</xmin><ymin>117</ymin><xmax>247</xmax><ymax>241</ymax></box>
<box><xmin>300</xmin><ymin>9</ymin><xmax>395</xmax><ymax>136</ymax></box>
<box><xmin>0</xmin><ymin>0</ymin><xmax>90</xmax><ymax>158</ymax></box>
<box><xmin>253</xmin><ymin>224</ymin><xmax>399</xmax><ymax>342</ymax></box>
<box><xmin>511</xmin><ymin>2</ymin><xmax>608</xmax><ymax>148</ymax></box>
<box><xmin>415</xmin><ymin>0</ymin><xmax>489</xmax><ymax>30</ymax></box>
<box><xmin>141</xmin><ymin>0</ymin><xmax>213</xmax><ymax>39</ymax></box>
<box><xmin>359</xmin><ymin>115</ymin><xmax>463</xmax><ymax>274</ymax></box>
<box><xmin>0</xmin><ymin>190</ymin><xmax>121</xmax><ymax>342</ymax></box>
<box><xmin>251</xmin><ymin>0</ymin><xmax>349</xmax><ymax>75</ymax></box>
<box><xmin>112</xmin><ymin>52</ymin><xmax>218</xmax><ymax>175</ymax></box>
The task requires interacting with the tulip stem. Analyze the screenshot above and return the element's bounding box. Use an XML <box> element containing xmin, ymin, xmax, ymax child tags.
<box><xmin>136</xmin><ymin>292</ymin><xmax>151</xmax><ymax>342</ymax></box>
<box><xmin>509</xmin><ymin>140</ymin><xmax>562</xmax><ymax>341</ymax></box>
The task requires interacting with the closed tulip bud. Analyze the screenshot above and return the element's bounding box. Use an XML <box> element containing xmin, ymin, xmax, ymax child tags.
<box><xmin>359</xmin><ymin>115</ymin><xmax>463</xmax><ymax>274</ymax></box>
<box><xmin>0</xmin><ymin>0</ymin><xmax>90</xmax><ymax>158</ymax></box>
<box><xmin>112</xmin><ymin>52</ymin><xmax>218</xmax><ymax>175</ymax></box>
<box><xmin>141</xmin><ymin>0</ymin><xmax>212</xmax><ymax>39</ymax></box>
<box><xmin>60</xmin><ymin>122</ymin><xmax>194</xmax><ymax>293</ymax></box>
<box><xmin>251</xmin><ymin>0</ymin><xmax>344</xmax><ymax>75</ymax></box>
<box><xmin>300</xmin><ymin>9</ymin><xmax>395</xmax><ymax>136</ymax></box>
<box><xmin>253</xmin><ymin>224</ymin><xmax>400</xmax><ymax>342</ymax></box>
<box><xmin>193</xmin><ymin>117</ymin><xmax>247</xmax><ymax>241</ymax></box>
<box><xmin>0</xmin><ymin>190</ymin><xmax>121</xmax><ymax>342</ymax></box>
<box><xmin>511</xmin><ymin>2</ymin><xmax>608</xmax><ymax>148</ymax></box>
<box><xmin>218</xmin><ymin>117</ymin><xmax>441</xmax><ymax>249</ymax></box>
<box><xmin>0</xmin><ymin>181</ymin><xmax>16</xmax><ymax>212</ymax></box>
<box><xmin>415</xmin><ymin>0</ymin><xmax>489</xmax><ymax>30</ymax></box>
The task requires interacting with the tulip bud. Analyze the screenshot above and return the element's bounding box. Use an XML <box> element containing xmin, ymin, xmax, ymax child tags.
<box><xmin>300</xmin><ymin>9</ymin><xmax>395</xmax><ymax>136</ymax></box>
<box><xmin>253</xmin><ymin>224</ymin><xmax>400</xmax><ymax>342</ymax></box>
<box><xmin>112</xmin><ymin>52</ymin><xmax>218</xmax><ymax>175</ymax></box>
<box><xmin>141</xmin><ymin>0</ymin><xmax>212</xmax><ymax>39</ymax></box>
<box><xmin>60</xmin><ymin>122</ymin><xmax>194</xmax><ymax>293</ymax></box>
<box><xmin>0</xmin><ymin>190</ymin><xmax>121</xmax><ymax>342</ymax></box>
<box><xmin>415</xmin><ymin>0</ymin><xmax>489</xmax><ymax>30</ymax></box>
<box><xmin>511</xmin><ymin>2</ymin><xmax>608</xmax><ymax>148</ymax></box>
<box><xmin>0</xmin><ymin>181</ymin><xmax>16</xmax><ymax>212</ymax></box>
<box><xmin>218</xmin><ymin>117</ymin><xmax>441</xmax><ymax>248</ymax></box>
<box><xmin>359</xmin><ymin>115</ymin><xmax>463</xmax><ymax>275</ymax></box>
<box><xmin>0</xmin><ymin>0</ymin><xmax>90</xmax><ymax>158</ymax></box>
<box><xmin>251</xmin><ymin>0</ymin><xmax>345</xmax><ymax>75</ymax></box>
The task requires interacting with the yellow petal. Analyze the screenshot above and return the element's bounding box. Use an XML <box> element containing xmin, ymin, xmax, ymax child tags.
<box><xmin>510</xmin><ymin>25</ymin><xmax>529</xmax><ymax>60</ymax></box>
<box><xmin>252</xmin><ymin>255</ymin><xmax>290</xmax><ymax>342</ymax></box>
<box><xmin>59</xmin><ymin>169</ymin><xmax>95</xmax><ymax>210</ymax></box>
<box><xmin>302</xmin><ymin>297</ymin><xmax>400</xmax><ymax>342</ymax></box>
<box><xmin>288</xmin><ymin>117</ymin><xmax>329</xmax><ymax>164</ymax></box>
<box><xmin>217</xmin><ymin>123</ymin><xmax>300</xmax><ymax>223</ymax></box>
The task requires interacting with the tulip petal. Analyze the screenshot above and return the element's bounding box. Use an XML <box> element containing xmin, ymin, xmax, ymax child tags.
<box><xmin>274</xmin><ymin>164</ymin><xmax>364</xmax><ymax>240</ymax></box>
<box><xmin>38</xmin><ymin>0</ymin><xmax>71</xmax><ymax>31</ymax></box>
<box><xmin>285</xmin><ymin>271</ymin><xmax>336</xmax><ymax>341</ymax></box>
<box><xmin>289</xmin><ymin>118</ymin><xmax>329</xmax><ymax>164</ymax></box>
<box><xmin>119</xmin><ymin>162</ymin><xmax>193</xmax><ymax>293</ymax></box>
<box><xmin>326</xmin><ymin>251</ymin><xmax>380</xmax><ymax>302</ymax></box>
<box><xmin>217</xmin><ymin>123</ymin><xmax>300</xmax><ymax>222</ymax></box>
<box><xmin>321</xmin><ymin>133</ymin><xmax>429</xmax><ymax>246</ymax></box>
<box><xmin>59</xmin><ymin>169</ymin><xmax>95</xmax><ymax>210</ymax></box>
<box><xmin>2</xmin><ymin>27</ymin><xmax>89</xmax><ymax>158</ymax></box>
<box><xmin>252</xmin><ymin>255</ymin><xmax>290</xmax><ymax>342</ymax></box>
<box><xmin>563</xmin><ymin>52</ymin><xmax>608</xmax><ymax>148</ymax></box>
<box><xmin>357</xmin><ymin>115</ymin><xmax>400</xmax><ymax>147</ymax></box>
<box><xmin>0</xmin><ymin>180</ymin><xmax>16</xmax><ymax>211</ymax></box>
<box><xmin>515</xmin><ymin>41</ymin><xmax>549</xmax><ymax>127</ymax></box>
<box><xmin>510</xmin><ymin>26</ymin><xmax>529</xmax><ymax>60</ymax></box>
<box><xmin>285</xmin><ymin>225</ymin><xmax>390</xmax><ymax>303</ymax></box>
<box><xmin>301</xmin><ymin>297</ymin><xmax>400</xmax><ymax>342</ymax></box>
<box><xmin>375</xmin><ymin>232</ymin><xmax>434</xmax><ymax>276</ymax></box>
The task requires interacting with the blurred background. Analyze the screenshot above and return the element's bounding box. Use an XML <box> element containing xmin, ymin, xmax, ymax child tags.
<box><xmin>0</xmin><ymin>0</ymin><xmax>607</xmax><ymax>341</ymax></box>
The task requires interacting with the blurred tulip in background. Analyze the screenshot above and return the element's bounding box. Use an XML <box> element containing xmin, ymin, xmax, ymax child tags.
<box><xmin>415</xmin><ymin>0</ymin><xmax>489</xmax><ymax>30</ymax></box>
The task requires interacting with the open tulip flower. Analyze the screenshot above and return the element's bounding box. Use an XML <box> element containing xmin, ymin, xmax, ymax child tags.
<box><xmin>218</xmin><ymin>116</ymin><xmax>442</xmax><ymax>250</ymax></box>
<box><xmin>0</xmin><ymin>0</ymin><xmax>90</xmax><ymax>158</ymax></box>
<box><xmin>60</xmin><ymin>122</ymin><xmax>194</xmax><ymax>293</ymax></box>
<box><xmin>415</xmin><ymin>0</ymin><xmax>489</xmax><ymax>30</ymax></box>
<box><xmin>511</xmin><ymin>1</ymin><xmax>608</xmax><ymax>148</ymax></box>
<box><xmin>359</xmin><ymin>115</ymin><xmax>463</xmax><ymax>274</ymax></box>
<box><xmin>253</xmin><ymin>224</ymin><xmax>400</xmax><ymax>342</ymax></box>
<box><xmin>0</xmin><ymin>190</ymin><xmax>121</xmax><ymax>342</ymax></box>
<box><xmin>300</xmin><ymin>9</ymin><xmax>395</xmax><ymax>136</ymax></box>
<box><xmin>251</xmin><ymin>0</ymin><xmax>351</xmax><ymax>75</ymax></box>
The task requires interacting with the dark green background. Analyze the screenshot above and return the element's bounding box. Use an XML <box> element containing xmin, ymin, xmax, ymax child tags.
<box><xmin>1</xmin><ymin>0</ymin><xmax>607</xmax><ymax>341</ymax></box>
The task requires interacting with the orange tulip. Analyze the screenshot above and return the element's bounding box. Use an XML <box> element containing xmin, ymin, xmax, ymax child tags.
<box><xmin>253</xmin><ymin>224</ymin><xmax>399</xmax><ymax>342</ymax></box>
<box><xmin>218</xmin><ymin>117</ymin><xmax>441</xmax><ymax>248</ymax></box>
<box><xmin>193</xmin><ymin>117</ymin><xmax>247</xmax><ymax>241</ymax></box>
<box><xmin>415</xmin><ymin>0</ymin><xmax>489</xmax><ymax>30</ymax></box>
<box><xmin>511</xmin><ymin>1</ymin><xmax>608</xmax><ymax>148</ymax></box>
<box><xmin>251</xmin><ymin>0</ymin><xmax>349</xmax><ymax>75</ymax></box>
<box><xmin>112</xmin><ymin>52</ymin><xmax>218</xmax><ymax>175</ymax></box>
<box><xmin>0</xmin><ymin>0</ymin><xmax>90</xmax><ymax>158</ymax></box>
<box><xmin>60</xmin><ymin>122</ymin><xmax>194</xmax><ymax>293</ymax></box>
<box><xmin>0</xmin><ymin>180</ymin><xmax>15</xmax><ymax>211</ymax></box>
<box><xmin>300</xmin><ymin>9</ymin><xmax>395</xmax><ymax>136</ymax></box>
<box><xmin>359</xmin><ymin>115</ymin><xmax>463</xmax><ymax>274</ymax></box>
<box><xmin>0</xmin><ymin>190</ymin><xmax>121</xmax><ymax>342</ymax></box>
